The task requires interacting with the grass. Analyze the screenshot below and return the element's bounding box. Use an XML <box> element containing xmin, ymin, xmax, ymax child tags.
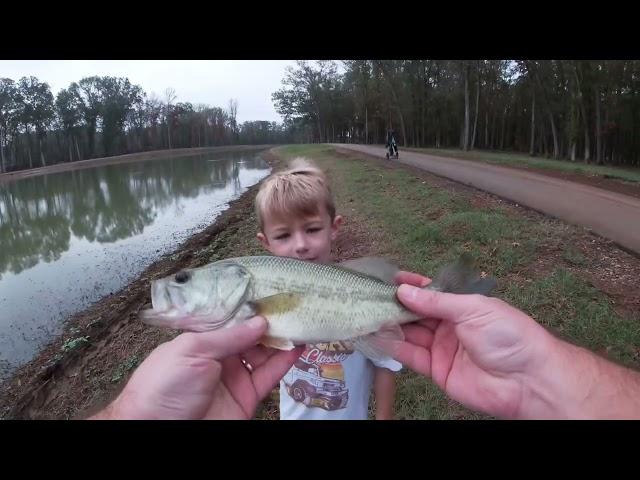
<box><xmin>406</xmin><ymin>147</ymin><xmax>640</xmax><ymax>184</ymax></box>
<box><xmin>269</xmin><ymin>144</ymin><xmax>640</xmax><ymax>419</ymax></box>
<box><xmin>502</xmin><ymin>269</ymin><xmax>640</xmax><ymax>368</ymax></box>
<box><xmin>562</xmin><ymin>246</ymin><xmax>587</xmax><ymax>266</ymax></box>
<box><xmin>110</xmin><ymin>355</ymin><xmax>142</xmax><ymax>383</ymax></box>
<box><xmin>61</xmin><ymin>336</ymin><xmax>90</xmax><ymax>353</ymax></box>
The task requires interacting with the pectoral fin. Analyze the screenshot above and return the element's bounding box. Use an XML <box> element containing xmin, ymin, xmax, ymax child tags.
<box><xmin>249</xmin><ymin>292</ymin><xmax>302</xmax><ymax>317</ymax></box>
<box><xmin>250</xmin><ymin>293</ymin><xmax>300</xmax><ymax>351</ymax></box>
<box><xmin>352</xmin><ymin>324</ymin><xmax>405</xmax><ymax>364</ymax></box>
<box><xmin>259</xmin><ymin>336</ymin><xmax>296</xmax><ymax>351</ymax></box>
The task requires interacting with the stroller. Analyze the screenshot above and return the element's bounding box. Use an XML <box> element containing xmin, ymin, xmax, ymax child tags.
<box><xmin>386</xmin><ymin>137</ymin><xmax>399</xmax><ymax>160</ymax></box>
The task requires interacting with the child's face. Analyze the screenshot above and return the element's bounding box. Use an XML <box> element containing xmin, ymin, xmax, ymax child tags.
<box><xmin>257</xmin><ymin>207</ymin><xmax>343</xmax><ymax>264</ymax></box>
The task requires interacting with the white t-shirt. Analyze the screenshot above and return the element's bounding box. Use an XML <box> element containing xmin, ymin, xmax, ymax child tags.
<box><xmin>279</xmin><ymin>341</ymin><xmax>402</xmax><ymax>420</ymax></box>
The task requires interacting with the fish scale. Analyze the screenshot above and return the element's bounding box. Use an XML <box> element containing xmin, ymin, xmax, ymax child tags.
<box><xmin>228</xmin><ymin>256</ymin><xmax>418</xmax><ymax>344</ymax></box>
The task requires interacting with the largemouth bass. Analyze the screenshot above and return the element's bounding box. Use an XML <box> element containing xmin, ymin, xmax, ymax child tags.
<box><xmin>140</xmin><ymin>255</ymin><xmax>496</xmax><ymax>362</ymax></box>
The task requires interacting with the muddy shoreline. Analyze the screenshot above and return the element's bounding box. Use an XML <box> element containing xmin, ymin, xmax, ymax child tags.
<box><xmin>0</xmin><ymin>148</ymin><xmax>281</xmax><ymax>419</ymax></box>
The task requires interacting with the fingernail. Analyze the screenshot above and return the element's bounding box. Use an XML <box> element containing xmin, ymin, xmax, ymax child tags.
<box><xmin>398</xmin><ymin>284</ymin><xmax>419</xmax><ymax>301</ymax></box>
<box><xmin>247</xmin><ymin>316</ymin><xmax>266</xmax><ymax>329</ymax></box>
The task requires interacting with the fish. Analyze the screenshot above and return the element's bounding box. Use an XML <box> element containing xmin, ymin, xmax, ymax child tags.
<box><xmin>139</xmin><ymin>254</ymin><xmax>497</xmax><ymax>362</ymax></box>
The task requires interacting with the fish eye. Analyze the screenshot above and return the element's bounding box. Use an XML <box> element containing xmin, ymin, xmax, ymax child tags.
<box><xmin>174</xmin><ymin>270</ymin><xmax>190</xmax><ymax>284</ymax></box>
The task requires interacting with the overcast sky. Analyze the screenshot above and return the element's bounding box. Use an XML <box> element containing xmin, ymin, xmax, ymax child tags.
<box><xmin>0</xmin><ymin>60</ymin><xmax>298</xmax><ymax>123</ymax></box>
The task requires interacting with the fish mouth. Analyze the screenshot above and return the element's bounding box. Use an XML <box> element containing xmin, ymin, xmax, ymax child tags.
<box><xmin>139</xmin><ymin>308</ymin><xmax>174</xmax><ymax>327</ymax></box>
<box><xmin>139</xmin><ymin>278</ymin><xmax>232</xmax><ymax>332</ymax></box>
<box><xmin>139</xmin><ymin>279</ymin><xmax>193</xmax><ymax>329</ymax></box>
<box><xmin>150</xmin><ymin>278</ymin><xmax>187</xmax><ymax>312</ymax></box>
<box><xmin>147</xmin><ymin>279</ymin><xmax>170</xmax><ymax>312</ymax></box>
<box><xmin>139</xmin><ymin>308</ymin><xmax>229</xmax><ymax>332</ymax></box>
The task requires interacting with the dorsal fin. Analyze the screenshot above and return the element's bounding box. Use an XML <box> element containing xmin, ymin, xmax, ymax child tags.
<box><xmin>338</xmin><ymin>257</ymin><xmax>400</xmax><ymax>284</ymax></box>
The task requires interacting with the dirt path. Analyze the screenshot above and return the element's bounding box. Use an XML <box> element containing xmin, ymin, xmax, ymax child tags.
<box><xmin>402</xmin><ymin>148</ymin><xmax>640</xmax><ymax>200</ymax></box>
<box><xmin>334</xmin><ymin>144</ymin><xmax>640</xmax><ymax>256</ymax></box>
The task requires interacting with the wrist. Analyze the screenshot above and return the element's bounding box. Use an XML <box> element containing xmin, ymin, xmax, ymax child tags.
<box><xmin>520</xmin><ymin>334</ymin><xmax>640</xmax><ymax>419</ymax></box>
<box><xmin>89</xmin><ymin>401</ymin><xmax>118</xmax><ymax>420</ymax></box>
<box><xmin>519</xmin><ymin>335</ymin><xmax>593</xmax><ymax>419</ymax></box>
<box><xmin>89</xmin><ymin>389</ymin><xmax>139</xmax><ymax>420</ymax></box>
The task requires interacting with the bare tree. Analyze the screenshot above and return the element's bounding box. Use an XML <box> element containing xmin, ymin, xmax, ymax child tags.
<box><xmin>529</xmin><ymin>88</ymin><xmax>536</xmax><ymax>156</ymax></box>
<box><xmin>471</xmin><ymin>61</ymin><xmax>480</xmax><ymax>149</ymax></box>
<box><xmin>228</xmin><ymin>98</ymin><xmax>238</xmax><ymax>143</ymax></box>
<box><xmin>165</xmin><ymin>87</ymin><xmax>177</xmax><ymax>149</ymax></box>
<box><xmin>463</xmin><ymin>62</ymin><xmax>470</xmax><ymax>151</ymax></box>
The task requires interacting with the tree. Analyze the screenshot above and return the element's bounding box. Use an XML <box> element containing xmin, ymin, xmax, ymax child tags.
<box><xmin>144</xmin><ymin>93</ymin><xmax>164</xmax><ymax>149</ymax></box>
<box><xmin>0</xmin><ymin>79</ymin><xmax>20</xmax><ymax>172</ymax></box>
<box><xmin>272</xmin><ymin>60</ymin><xmax>340</xmax><ymax>143</ymax></box>
<box><xmin>471</xmin><ymin>61</ymin><xmax>481</xmax><ymax>149</ymax></box>
<box><xmin>76</xmin><ymin>77</ymin><xmax>102</xmax><ymax>158</ymax></box>
<box><xmin>374</xmin><ymin>60</ymin><xmax>408</xmax><ymax>146</ymax></box>
<box><xmin>228</xmin><ymin>98</ymin><xmax>238</xmax><ymax>143</ymax></box>
<box><xmin>165</xmin><ymin>87</ymin><xmax>177</xmax><ymax>149</ymax></box>
<box><xmin>462</xmin><ymin>62</ymin><xmax>471</xmax><ymax>150</ymax></box>
<box><xmin>125</xmin><ymin>91</ymin><xmax>148</xmax><ymax>151</ymax></box>
<box><xmin>56</xmin><ymin>86</ymin><xmax>84</xmax><ymax>162</ymax></box>
<box><xmin>98</xmin><ymin>77</ymin><xmax>144</xmax><ymax>156</ymax></box>
<box><xmin>17</xmin><ymin>76</ymin><xmax>54</xmax><ymax>167</ymax></box>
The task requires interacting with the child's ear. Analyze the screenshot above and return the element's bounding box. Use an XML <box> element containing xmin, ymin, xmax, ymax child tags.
<box><xmin>257</xmin><ymin>231</ymin><xmax>270</xmax><ymax>249</ymax></box>
<box><xmin>330</xmin><ymin>215</ymin><xmax>343</xmax><ymax>241</ymax></box>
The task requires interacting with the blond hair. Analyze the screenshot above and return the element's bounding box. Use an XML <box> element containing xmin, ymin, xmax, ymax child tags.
<box><xmin>255</xmin><ymin>157</ymin><xmax>336</xmax><ymax>230</ymax></box>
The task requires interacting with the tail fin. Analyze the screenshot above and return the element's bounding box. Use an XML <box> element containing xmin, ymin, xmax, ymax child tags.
<box><xmin>427</xmin><ymin>253</ymin><xmax>497</xmax><ymax>296</ymax></box>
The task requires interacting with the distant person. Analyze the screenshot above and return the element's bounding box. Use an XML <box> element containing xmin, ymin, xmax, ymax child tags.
<box><xmin>386</xmin><ymin>129</ymin><xmax>398</xmax><ymax>158</ymax></box>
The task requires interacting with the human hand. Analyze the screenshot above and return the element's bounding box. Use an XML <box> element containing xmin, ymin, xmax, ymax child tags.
<box><xmin>92</xmin><ymin>316</ymin><xmax>302</xmax><ymax>420</ymax></box>
<box><xmin>391</xmin><ymin>271</ymin><xmax>558</xmax><ymax>419</ymax></box>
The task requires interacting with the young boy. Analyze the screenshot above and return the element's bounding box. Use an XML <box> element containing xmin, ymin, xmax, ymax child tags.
<box><xmin>254</xmin><ymin>157</ymin><xmax>401</xmax><ymax>420</ymax></box>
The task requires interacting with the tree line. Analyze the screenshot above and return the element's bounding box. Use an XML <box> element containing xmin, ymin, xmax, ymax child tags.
<box><xmin>0</xmin><ymin>76</ymin><xmax>291</xmax><ymax>173</ymax></box>
<box><xmin>272</xmin><ymin>60</ymin><xmax>640</xmax><ymax>167</ymax></box>
<box><xmin>3</xmin><ymin>61</ymin><xmax>637</xmax><ymax>173</ymax></box>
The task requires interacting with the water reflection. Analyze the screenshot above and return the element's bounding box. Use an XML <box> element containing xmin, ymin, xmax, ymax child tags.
<box><xmin>0</xmin><ymin>151</ymin><xmax>270</xmax><ymax>379</ymax></box>
<box><xmin>0</xmin><ymin>153</ymin><xmax>266</xmax><ymax>278</ymax></box>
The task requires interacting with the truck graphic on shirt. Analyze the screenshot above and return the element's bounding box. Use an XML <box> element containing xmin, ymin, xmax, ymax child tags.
<box><xmin>282</xmin><ymin>357</ymin><xmax>349</xmax><ymax>411</ymax></box>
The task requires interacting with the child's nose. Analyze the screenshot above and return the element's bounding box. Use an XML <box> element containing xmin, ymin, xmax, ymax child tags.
<box><xmin>294</xmin><ymin>233</ymin><xmax>309</xmax><ymax>253</ymax></box>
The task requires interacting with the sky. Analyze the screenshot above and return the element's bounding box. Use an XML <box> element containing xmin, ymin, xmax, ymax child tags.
<box><xmin>0</xmin><ymin>60</ymin><xmax>298</xmax><ymax>123</ymax></box>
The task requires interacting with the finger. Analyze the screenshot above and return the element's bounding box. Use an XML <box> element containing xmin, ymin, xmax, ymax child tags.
<box><xmin>177</xmin><ymin>316</ymin><xmax>268</xmax><ymax>360</ymax></box>
<box><xmin>394</xmin><ymin>271</ymin><xmax>432</xmax><ymax>287</ymax></box>
<box><xmin>397</xmin><ymin>285</ymin><xmax>478</xmax><ymax>325</ymax></box>
<box><xmin>401</xmin><ymin>324</ymin><xmax>435</xmax><ymax>349</ymax></box>
<box><xmin>418</xmin><ymin>318</ymin><xmax>440</xmax><ymax>330</ymax></box>
<box><xmin>392</xmin><ymin>342</ymin><xmax>432</xmax><ymax>378</ymax></box>
<box><xmin>240</xmin><ymin>344</ymin><xmax>275</xmax><ymax>369</ymax></box>
<box><xmin>251</xmin><ymin>346</ymin><xmax>304</xmax><ymax>400</ymax></box>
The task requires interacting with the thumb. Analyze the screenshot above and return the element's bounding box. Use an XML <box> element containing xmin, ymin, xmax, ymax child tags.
<box><xmin>397</xmin><ymin>284</ymin><xmax>474</xmax><ymax>325</ymax></box>
<box><xmin>177</xmin><ymin>316</ymin><xmax>268</xmax><ymax>360</ymax></box>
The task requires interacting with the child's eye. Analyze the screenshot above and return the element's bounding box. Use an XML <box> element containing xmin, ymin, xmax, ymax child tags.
<box><xmin>275</xmin><ymin>233</ymin><xmax>290</xmax><ymax>240</ymax></box>
<box><xmin>307</xmin><ymin>228</ymin><xmax>322</xmax><ymax>234</ymax></box>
